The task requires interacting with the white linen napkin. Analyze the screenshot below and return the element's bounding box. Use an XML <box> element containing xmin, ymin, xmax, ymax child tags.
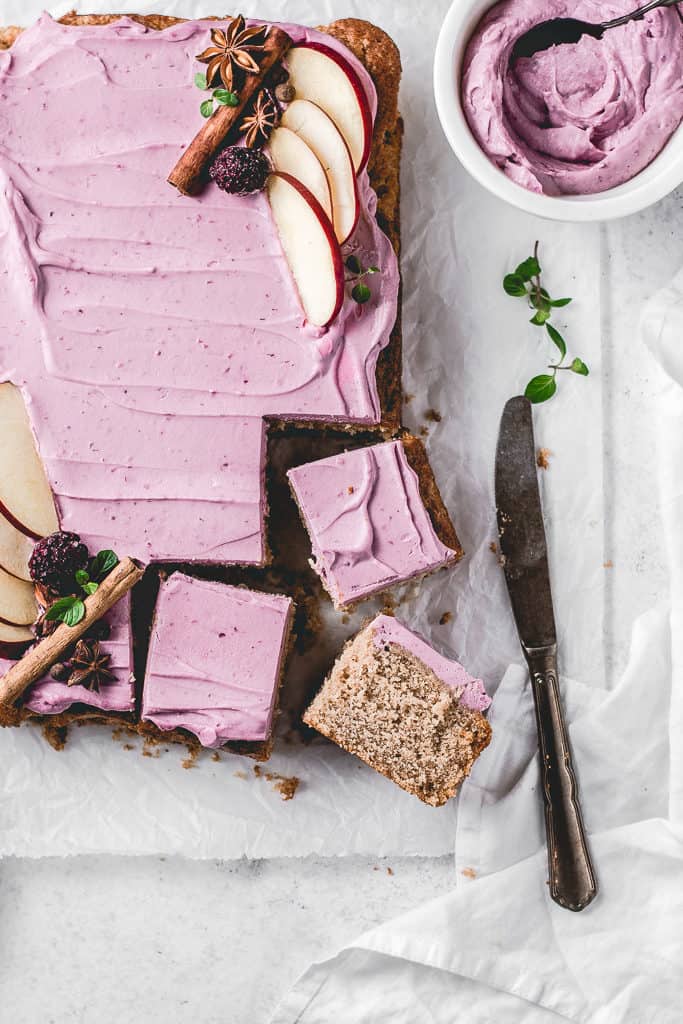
<box><xmin>270</xmin><ymin>276</ymin><xmax>683</xmax><ymax>1023</ymax></box>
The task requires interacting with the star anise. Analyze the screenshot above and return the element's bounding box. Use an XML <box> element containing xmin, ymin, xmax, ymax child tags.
<box><xmin>196</xmin><ymin>15</ymin><xmax>269</xmax><ymax>92</ymax></box>
<box><xmin>240</xmin><ymin>90</ymin><xmax>278</xmax><ymax>149</ymax></box>
<box><xmin>67</xmin><ymin>638</ymin><xmax>115</xmax><ymax>693</ymax></box>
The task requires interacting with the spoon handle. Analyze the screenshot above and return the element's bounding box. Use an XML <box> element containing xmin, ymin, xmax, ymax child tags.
<box><xmin>603</xmin><ymin>0</ymin><xmax>681</xmax><ymax>31</ymax></box>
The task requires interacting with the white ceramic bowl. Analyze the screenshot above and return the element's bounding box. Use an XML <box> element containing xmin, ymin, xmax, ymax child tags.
<box><xmin>433</xmin><ymin>0</ymin><xmax>683</xmax><ymax>221</ymax></box>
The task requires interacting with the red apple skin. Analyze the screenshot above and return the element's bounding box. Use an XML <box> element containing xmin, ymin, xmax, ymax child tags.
<box><xmin>0</xmin><ymin>639</ymin><xmax>32</xmax><ymax>659</ymax></box>
<box><xmin>269</xmin><ymin>171</ymin><xmax>345</xmax><ymax>328</ymax></box>
<box><xmin>290</xmin><ymin>41</ymin><xmax>374</xmax><ymax>175</ymax></box>
<box><xmin>0</xmin><ymin>499</ymin><xmax>42</xmax><ymax>543</ymax></box>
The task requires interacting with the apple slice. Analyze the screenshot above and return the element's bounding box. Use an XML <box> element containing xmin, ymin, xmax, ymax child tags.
<box><xmin>0</xmin><ymin>619</ymin><xmax>33</xmax><ymax>659</ymax></box>
<box><xmin>266</xmin><ymin>127</ymin><xmax>333</xmax><ymax>223</ymax></box>
<box><xmin>0</xmin><ymin>382</ymin><xmax>58</xmax><ymax>542</ymax></box>
<box><xmin>281</xmin><ymin>99</ymin><xmax>359</xmax><ymax>244</ymax></box>
<box><xmin>287</xmin><ymin>43</ymin><xmax>373</xmax><ymax>174</ymax></box>
<box><xmin>266</xmin><ymin>171</ymin><xmax>344</xmax><ymax>328</ymax></box>
<box><xmin>0</xmin><ymin>514</ymin><xmax>35</xmax><ymax>583</ymax></box>
<box><xmin>0</xmin><ymin>565</ymin><xmax>38</xmax><ymax>626</ymax></box>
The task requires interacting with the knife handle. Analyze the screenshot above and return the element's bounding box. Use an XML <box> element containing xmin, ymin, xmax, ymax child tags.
<box><xmin>526</xmin><ymin>649</ymin><xmax>597</xmax><ymax>912</ymax></box>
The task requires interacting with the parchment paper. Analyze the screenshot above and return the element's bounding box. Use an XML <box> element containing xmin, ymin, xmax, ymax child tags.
<box><xmin>0</xmin><ymin>0</ymin><xmax>640</xmax><ymax>858</ymax></box>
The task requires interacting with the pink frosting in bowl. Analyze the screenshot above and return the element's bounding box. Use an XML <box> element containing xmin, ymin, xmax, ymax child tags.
<box><xmin>461</xmin><ymin>0</ymin><xmax>683</xmax><ymax>196</ymax></box>
<box><xmin>434</xmin><ymin>0</ymin><xmax>683</xmax><ymax>219</ymax></box>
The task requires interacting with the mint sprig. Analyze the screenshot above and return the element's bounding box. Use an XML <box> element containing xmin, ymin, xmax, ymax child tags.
<box><xmin>345</xmin><ymin>255</ymin><xmax>380</xmax><ymax>305</ymax></box>
<box><xmin>195</xmin><ymin>72</ymin><xmax>239</xmax><ymax>118</ymax></box>
<box><xmin>44</xmin><ymin>549</ymin><xmax>120</xmax><ymax>628</ymax></box>
<box><xmin>503</xmin><ymin>242</ymin><xmax>589</xmax><ymax>404</ymax></box>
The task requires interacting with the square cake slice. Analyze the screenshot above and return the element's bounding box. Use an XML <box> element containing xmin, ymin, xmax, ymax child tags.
<box><xmin>287</xmin><ymin>435</ymin><xmax>462</xmax><ymax>609</ymax></box>
<box><xmin>141</xmin><ymin>573</ymin><xmax>294</xmax><ymax>751</ymax></box>
<box><xmin>303</xmin><ymin>614</ymin><xmax>492</xmax><ymax>806</ymax></box>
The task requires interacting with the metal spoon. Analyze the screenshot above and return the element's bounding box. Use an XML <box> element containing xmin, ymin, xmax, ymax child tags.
<box><xmin>510</xmin><ymin>0</ymin><xmax>681</xmax><ymax>62</ymax></box>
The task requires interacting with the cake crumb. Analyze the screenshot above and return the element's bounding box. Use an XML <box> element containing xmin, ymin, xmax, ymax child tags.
<box><xmin>142</xmin><ymin>738</ymin><xmax>161</xmax><ymax>758</ymax></box>
<box><xmin>536</xmin><ymin>447</ymin><xmax>552</xmax><ymax>470</ymax></box>
<box><xmin>603</xmin><ymin>560</ymin><xmax>613</xmax><ymax>569</ymax></box>
<box><xmin>386</xmin><ymin>866</ymin><xmax>394</xmax><ymax>876</ymax></box>
<box><xmin>419</xmin><ymin>425</ymin><xmax>429</xmax><ymax>437</ymax></box>
<box><xmin>341</xmin><ymin>613</ymin><xmax>350</xmax><ymax>624</ymax></box>
<box><xmin>271</xmin><ymin>774</ymin><xmax>300</xmax><ymax>801</ymax></box>
<box><xmin>111</xmin><ymin>726</ymin><xmax>126</xmax><ymax>743</ymax></box>
<box><xmin>234</xmin><ymin>770</ymin><xmax>248</xmax><ymax>780</ymax></box>
<box><xmin>123</xmin><ymin>743</ymin><xmax>135</xmax><ymax>751</ymax></box>
<box><xmin>347</xmin><ymin>485</ymin><xmax>355</xmax><ymax>494</ymax></box>
<box><xmin>439</xmin><ymin>611</ymin><xmax>452</xmax><ymax>626</ymax></box>
<box><xmin>253</xmin><ymin>765</ymin><xmax>301</xmax><ymax>800</ymax></box>
<box><xmin>489</xmin><ymin>541</ymin><xmax>497</xmax><ymax>554</ymax></box>
<box><xmin>182</xmin><ymin>748</ymin><xmax>199</xmax><ymax>770</ymax></box>
<box><xmin>425</xmin><ymin>408</ymin><xmax>442</xmax><ymax>423</ymax></box>
<box><xmin>41</xmin><ymin>722</ymin><xmax>68</xmax><ymax>751</ymax></box>
<box><xmin>403</xmin><ymin>392</ymin><xmax>415</xmax><ymax>404</ymax></box>
<box><xmin>461</xmin><ymin>866</ymin><xmax>477</xmax><ymax>880</ymax></box>
<box><xmin>211</xmin><ymin>751</ymin><xmax>221</xmax><ymax>762</ymax></box>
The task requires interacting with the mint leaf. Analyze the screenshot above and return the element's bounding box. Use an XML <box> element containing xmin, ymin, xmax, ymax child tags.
<box><xmin>352</xmin><ymin>282</ymin><xmax>371</xmax><ymax>304</ymax></box>
<box><xmin>345</xmin><ymin>254</ymin><xmax>362</xmax><ymax>275</ymax></box>
<box><xmin>214</xmin><ymin>89</ymin><xmax>239</xmax><ymax>107</ymax></box>
<box><xmin>546</xmin><ymin>323</ymin><xmax>567</xmax><ymax>359</ymax></box>
<box><xmin>515</xmin><ymin>256</ymin><xmax>541</xmax><ymax>281</ymax></box>
<box><xmin>525</xmin><ymin>374</ymin><xmax>557</xmax><ymax>404</ymax></box>
<box><xmin>200</xmin><ymin>99</ymin><xmax>214</xmax><ymax>118</ymax></box>
<box><xmin>82</xmin><ymin>582</ymin><xmax>99</xmax><ymax>597</ymax></box>
<box><xmin>530</xmin><ymin>308</ymin><xmax>550</xmax><ymax>326</ymax></box>
<box><xmin>45</xmin><ymin>596</ymin><xmax>86</xmax><ymax>627</ymax></box>
<box><xmin>89</xmin><ymin>549</ymin><xmax>119</xmax><ymax>582</ymax></box>
<box><xmin>75</xmin><ymin>569</ymin><xmax>90</xmax><ymax>586</ymax></box>
<box><xmin>550</xmin><ymin>297</ymin><xmax>572</xmax><ymax>307</ymax></box>
<box><xmin>194</xmin><ymin>72</ymin><xmax>208</xmax><ymax>90</ymax></box>
<box><xmin>367</xmin><ymin>266</ymin><xmax>380</xmax><ymax>274</ymax></box>
<box><xmin>570</xmin><ymin>358</ymin><xmax>589</xmax><ymax>376</ymax></box>
<box><xmin>503</xmin><ymin>273</ymin><xmax>527</xmax><ymax>297</ymax></box>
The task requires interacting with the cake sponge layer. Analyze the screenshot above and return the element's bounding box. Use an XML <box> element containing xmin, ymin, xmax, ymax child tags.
<box><xmin>304</xmin><ymin>614</ymin><xmax>492</xmax><ymax>806</ymax></box>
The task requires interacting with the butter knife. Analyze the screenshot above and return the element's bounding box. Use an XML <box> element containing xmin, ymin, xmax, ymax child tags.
<box><xmin>495</xmin><ymin>396</ymin><xmax>597</xmax><ymax>912</ymax></box>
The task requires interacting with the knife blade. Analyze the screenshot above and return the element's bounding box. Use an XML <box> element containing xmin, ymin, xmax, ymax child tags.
<box><xmin>495</xmin><ymin>396</ymin><xmax>597</xmax><ymax>912</ymax></box>
<box><xmin>495</xmin><ymin>394</ymin><xmax>556</xmax><ymax>651</ymax></box>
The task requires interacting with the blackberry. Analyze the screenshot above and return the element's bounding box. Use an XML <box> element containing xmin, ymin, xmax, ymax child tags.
<box><xmin>209</xmin><ymin>146</ymin><xmax>270</xmax><ymax>196</ymax></box>
<box><xmin>29</xmin><ymin>531</ymin><xmax>89</xmax><ymax>595</ymax></box>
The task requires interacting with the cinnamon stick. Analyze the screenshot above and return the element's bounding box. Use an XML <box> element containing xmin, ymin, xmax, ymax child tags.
<box><xmin>0</xmin><ymin>556</ymin><xmax>145</xmax><ymax>708</ymax></box>
<box><xmin>168</xmin><ymin>26</ymin><xmax>293</xmax><ymax>196</ymax></box>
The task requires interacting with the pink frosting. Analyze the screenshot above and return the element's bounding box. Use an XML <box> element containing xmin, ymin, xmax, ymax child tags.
<box><xmin>0</xmin><ymin>15</ymin><xmax>399</xmax><ymax>563</ymax></box>
<box><xmin>0</xmin><ymin>594</ymin><xmax>134</xmax><ymax>715</ymax></box>
<box><xmin>287</xmin><ymin>441</ymin><xmax>458</xmax><ymax>606</ymax></box>
<box><xmin>371</xmin><ymin>614</ymin><xmax>491</xmax><ymax>712</ymax></box>
<box><xmin>462</xmin><ymin>0</ymin><xmax>683</xmax><ymax>196</ymax></box>
<box><xmin>141</xmin><ymin>573</ymin><xmax>293</xmax><ymax>746</ymax></box>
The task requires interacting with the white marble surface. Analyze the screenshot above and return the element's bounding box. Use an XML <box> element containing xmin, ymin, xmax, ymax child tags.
<box><xmin>0</xmin><ymin>854</ymin><xmax>454</xmax><ymax>1023</ymax></box>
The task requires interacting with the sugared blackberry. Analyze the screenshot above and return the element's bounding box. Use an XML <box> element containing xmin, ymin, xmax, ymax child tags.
<box><xmin>209</xmin><ymin>146</ymin><xmax>270</xmax><ymax>196</ymax></box>
<box><xmin>29</xmin><ymin>531</ymin><xmax>89</xmax><ymax>595</ymax></box>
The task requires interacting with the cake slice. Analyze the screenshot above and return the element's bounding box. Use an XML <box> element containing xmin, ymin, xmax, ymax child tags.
<box><xmin>303</xmin><ymin>614</ymin><xmax>492</xmax><ymax>806</ymax></box>
<box><xmin>140</xmin><ymin>573</ymin><xmax>294</xmax><ymax>757</ymax></box>
<box><xmin>287</xmin><ymin>435</ymin><xmax>463</xmax><ymax>609</ymax></box>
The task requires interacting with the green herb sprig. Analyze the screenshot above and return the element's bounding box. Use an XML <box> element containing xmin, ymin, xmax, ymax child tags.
<box><xmin>195</xmin><ymin>72</ymin><xmax>239</xmax><ymax>118</ymax></box>
<box><xmin>345</xmin><ymin>255</ymin><xmax>380</xmax><ymax>305</ymax></box>
<box><xmin>503</xmin><ymin>242</ymin><xmax>589</xmax><ymax>404</ymax></box>
<box><xmin>44</xmin><ymin>549</ymin><xmax>119</xmax><ymax>628</ymax></box>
